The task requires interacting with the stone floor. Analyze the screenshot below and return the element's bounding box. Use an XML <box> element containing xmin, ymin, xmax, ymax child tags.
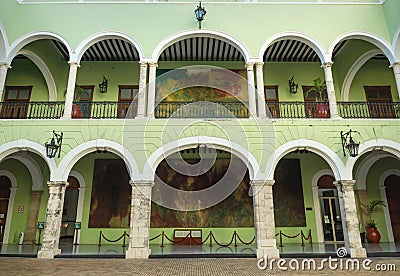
<box><xmin>0</xmin><ymin>257</ymin><xmax>399</xmax><ymax>275</ymax></box>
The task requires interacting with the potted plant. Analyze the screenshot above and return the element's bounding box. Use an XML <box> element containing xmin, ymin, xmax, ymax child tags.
<box><xmin>363</xmin><ymin>199</ymin><xmax>386</xmax><ymax>244</ymax></box>
<box><xmin>306</xmin><ymin>77</ymin><xmax>329</xmax><ymax>118</ymax></box>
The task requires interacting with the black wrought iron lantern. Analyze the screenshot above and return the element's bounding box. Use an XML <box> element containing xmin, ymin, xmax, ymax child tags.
<box><xmin>99</xmin><ymin>76</ymin><xmax>108</xmax><ymax>93</ymax></box>
<box><xmin>45</xmin><ymin>131</ymin><xmax>63</xmax><ymax>158</ymax></box>
<box><xmin>194</xmin><ymin>2</ymin><xmax>206</xmax><ymax>29</ymax></box>
<box><xmin>341</xmin><ymin>129</ymin><xmax>360</xmax><ymax>157</ymax></box>
<box><xmin>289</xmin><ymin>76</ymin><xmax>298</xmax><ymax>94</ymax></box>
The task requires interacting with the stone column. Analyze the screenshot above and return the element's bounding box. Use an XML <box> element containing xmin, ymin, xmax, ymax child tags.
<box><xmin>24</xmin><ymin>190</ymin><xmax>43</xmax><ymax>244</ymax></box>
<box><xmin>63</xmin><ymin>62</ymin><xmax>79</xmax><ymax>119</ymax></box>
<box><xmin>391</xmin><ymin>62</ymin><xmax>400</xmax><ymax>99</ymax></box>
<box><xmin>335</xmin><ymin>180</ymin><xmax>366</xmax><ymax>258</ymax></box>
<box><xmin>146</xmin><ymin>62</ymin><xmax>157</xmax><ymax>118</ymax></box>
<box><xmin>255</xmin><ymin>62</ymin><xmax>267</xmax><ymax>118</ymax></box>
<box><xmin>126</xmin><ymin>180</ymin><xmax>153</xmax><ymax>259</ymax></box>
<box><xmin>251</xmin><ymin>180</ymin><xmax>280</xmax><ymax>259</ymax></box>
<box><xmin>322</xmin><ymin>62</ymin><xmax>340</xmax><ymax>119</ymax></box>
<box><xmin>136</xmin><ymin>61</ymin><xmax>148</xmax><ymax>118</ymax></box>
<box><xmin>246</xmin><ymin>62</ymin><xmax>257</xmax><ymax>117</ymax></box>
<box><xmin>37</xmin><ymin>181</ymin><xmax>68</xmax><ymax>259</ymax></box>
<box><xmin>0</xmin><ymin>63</ymin><xmax>10</xmax><ymax>101</ymax></box>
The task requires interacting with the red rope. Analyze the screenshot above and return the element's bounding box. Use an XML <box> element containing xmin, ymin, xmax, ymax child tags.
<box><xmin>149</xmin><ymin>233</ymin><xmax>162</xmax><ymax>241</ymax></box>
<box><xmin>235</xmin><ymin>232</ymin><xmax>255</xmax><ymax>245</ymax></box>
<box><xmin>211</xmin><ymin>232</ymin><xmax>235</xmax><ymax>247</ymax></box>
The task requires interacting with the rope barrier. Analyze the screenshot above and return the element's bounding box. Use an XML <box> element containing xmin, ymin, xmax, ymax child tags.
<box><xmin>98</xmin><ymin>231</ymin><xmax>129</xmax><ymax>247</ymax></box>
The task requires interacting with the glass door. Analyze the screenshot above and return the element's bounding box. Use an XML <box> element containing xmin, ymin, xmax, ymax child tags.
<box><xmin>319</xmin><ymin>189</ymin><xmax>344</xmax><ymax>243</ymax></box>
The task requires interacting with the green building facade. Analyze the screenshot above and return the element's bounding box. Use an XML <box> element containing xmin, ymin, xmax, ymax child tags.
<box><xmin>0</xmin><ymin>0</ymin><xmax>399</xmax><ymax>259</ymax></box>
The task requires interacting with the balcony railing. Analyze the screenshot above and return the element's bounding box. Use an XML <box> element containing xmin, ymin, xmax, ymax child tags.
<box><xmin>155</xmin><ymin>101</ymin><xmax>249</xmax><ymax>118</ymax></box>
<box><xmin>0</xmin><ymin>101</ymin><xmax>398</xmax><ymax>119</ymax></box>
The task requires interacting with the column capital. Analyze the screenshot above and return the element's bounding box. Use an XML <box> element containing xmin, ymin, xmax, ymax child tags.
<box><xmin>0</xmin><ymin>62</ymin><xmax>11</xmax><ymax>68</ymax></box>
<box><xmin>245</xmin><ymin>62</ymin><xmax>255</xmax><ymax>69</ymax></box>
<box><xmin>334</xmin><ymin>180</ymin><xmax>356</xmax><ymax>192</ymax></box>
<box><xmin>129</xmin><ymin>180</ymin><xmax>154</xmax><ymax>188</ymax></box>
<box><xmin>255</xmin><ymin>61</ymin><xmax>264</xmax><ymax>67</ymax></box>
<box><xmin>47</xmin><ymin>181</ymin><xmax>69</xmax><ymax>188</ymax></box>
<box><xmin>148</xmin><ymin>62</ymin><xmax>158</xmax><ymax>68</ymax></box>
<box><xmin>250</xmin><ymin>180</ymin><xmax>275</xmax><ymax>187</ymax></box>
<box><xmin>390</xmin><ymin>62</ymin><xmax>400</xmax><ymax>68</ymax></box>
<box><xmin>67</xmin><ymin>61</ymin><xmax>80</xmax><ymax>68</ymax></box>
<box><xmin>139</xmin><ymin>61</ymin><xmax>148</xmax><ymax>67</ymax></box>
<box><xmin>322</xmin><ymin>61</ymin><xmax>334</xmax><ymax>69</ymax></box>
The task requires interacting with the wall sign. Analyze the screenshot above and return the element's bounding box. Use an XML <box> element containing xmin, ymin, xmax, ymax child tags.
<box><xmin>38</xmin><ymin>222</ymin><xmax>45</xmax><ymax>229</ymax></box>
<box><xmin>18</xmin><ymin>206</ymin><xmax>24</xmax><ymax>214</ymax></box>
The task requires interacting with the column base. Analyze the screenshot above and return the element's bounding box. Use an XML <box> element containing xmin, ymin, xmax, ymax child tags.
<box><xmin>349</xmin><ymin>247</ymin><xmax>367</xmax><ymax>258</ymax></box>
<box><xmin>125</xmin><ymin>248</ymin><xmax>151</xmax><ymax>259</ymax></box>
<box><xmin>37</xmin><ymin>248</ymin><xmax>61</xmax><ymax>259</ymax></box>
<box><xmin>330</xmin><ymin>114</ymin><xmax>342</xmax><ymax>120</ymax></box>
<box><xmin>256</xmin><ymin>248</ymin><xmax>280</xmax><ymax>259</ymax></box>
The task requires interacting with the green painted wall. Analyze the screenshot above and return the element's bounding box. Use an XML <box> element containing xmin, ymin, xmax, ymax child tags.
<box><xmin>383</xmin><ymin>0</ymin><xmax>400</xmax><ymax>41</ymax></box>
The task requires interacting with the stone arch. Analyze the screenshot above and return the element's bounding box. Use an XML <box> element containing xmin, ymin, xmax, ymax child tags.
<box><xmin>354</xmin><ymin>152</ymin><xmax>392</xmax><ymax>190</ymax></box>
<box><xmin>141</xmin><ymin>136</ymin><xmax>260</xmax><ymax>182</ymax></box>
<box><xmin>56</xmin><ymin>139</ymin><xmax>139</xmax><ymax>181</ymax></box>
<box><xmin>0</xmin><ymin>21</ymin><xmax>8</xmax><ymax>62</ymax></box>
<box><xmin>0</xmin><ymin>170</ymin><xmax>17</xmax><ymax>244</ymax></box>
<box><xmin>393</xmin><ymin>25</ymin><xmax>400</xmax><ymax>61</ymax></box>
<box><xmin>345</xmin><ymin>139</ymin><xmax>400</xmax><ymax>180</ymax></box>
<box><xmin>259</xmin><ymin>32</ymin><xmax>328</xmax><ymax>63</ymax></box>
<box><xmin>17</xmin><ymin>49</ymin><xmax>57</xmax><ymax>101</ymax></box>
<box><xmin>341</xmin><ymin>49</ymin><xmax>383</xmax><ymax>101</ymax></box>
<box><xmin>265</xmin><ymin>139</ymin><xmax>344</xmax><ymax>181</ymax></box>
<box><xmin>379</xmin><ymin>169</ymin><xmax>400</xmax><ymax>242</ymax></box>
<box><xmin>7</xmin><ymin>31</ymin><xmax>72</xmax><ymax>64</ymax></box>
<box><xmin>0</xmin><ymin>139</ymin><xmax>57</xmax><ymax>180</ymax></box>
<box><xmin>74</xmin><ymin>31</ymin><xmax>144</xmax><ymax>63</ymax></box>
<box><xmin>329</xmin><ymin>32</ymin><xmax>395</xmax><ymax>64</ymax></box>
<box><xmin>152</xmin><ymin>29</ymin><xmax>251</xmax><ymax>62</ymax></box>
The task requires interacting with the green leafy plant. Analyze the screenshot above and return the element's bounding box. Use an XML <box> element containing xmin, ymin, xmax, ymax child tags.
<box><xmin>306</xmin><ymin>77</ymin><xmax>327</xmax><ymax>101</ymax></box>
<box><xmin>362</xmin><ymin>199</ymin><xmax>386</xmax><ymax>229</ymax></box>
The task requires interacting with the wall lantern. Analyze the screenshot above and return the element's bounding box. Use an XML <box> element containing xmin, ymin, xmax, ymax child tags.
<box><xmin>288</xmin><ymin>76</ymin><xmax>298</xmax><ymax>94</ymax></box>
<box><xmin>194</xmin><ymin>2</ymin><xmax>206</xmax><ymax>29</ymax></box>
<box><xmin>99</xmin><ymin>76</ymin><xmax>108</xmax><ymax>93</ymax></box>
<box><xmin>341</xmin><ymin>129</ymin><xmax>360</xmax><ymax>157</ymax></box>
<box><xmin>45</xmin><ymin>130</ymin><xmax>63</xmax><ymax>158</ymax></box>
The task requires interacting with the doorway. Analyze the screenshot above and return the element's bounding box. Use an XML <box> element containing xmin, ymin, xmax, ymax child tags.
<box><xmin>0</xmin><ymin>176</ymin><xmax>11</xmax><ymax>243</ymax></box>
<box><xmin>60</xmin><ymin>176</ymin><xmax>80</xmax><ymax>245</ymax></box>
<box><xmin>385</xmin><ymin>175</ymin><xmax>400</xmax><ymax>242</ymax></box>
<box><xmin>318</xmin><ymin>175</ymin><xmax>344</xmax><ymax>243</ymax></box>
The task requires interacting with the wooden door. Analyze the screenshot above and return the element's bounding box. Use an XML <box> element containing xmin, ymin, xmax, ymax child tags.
<box><xmin>76</xmin><ymin>86</ymin><xmax>93</xmax><ymax>118</ymax></box>
<box><xmin>0</xmin><ymin>176</ymin><xmax>11</xmax><ymax>243</ymax></box>
<box><xmin>264</xmin><ymin>86</ymin><xmax>279</xmax><ymax>118</ymax></box>
<box><xmin>364</xmin><ymin>86</ymin><xmax>394</xmax><ymax>118</ymax></box>
<box><xmin>1</xmin><ymin>86</ymin><xmax>32</xmax><ymax>118</ymax></box>
<box><xmin>118</xmin><ymin>85</ymin><xmax>138</xmax><ymax>118</ymax></box>
<box><xmin>385</xmin><ymin>175</ymin><xmax>400</xmax><ymax>241</ymax></box>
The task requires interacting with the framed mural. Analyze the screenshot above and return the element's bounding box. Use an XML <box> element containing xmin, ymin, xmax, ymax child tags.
<box><xmin>151</xmin><ymin>156</ymin><xmax>253</xmax><ymax>228</ymax></box>
<box><xmin>273</xmin><ymin>159</ymin><xmax>306</xmax><ymax>227</ymax></box>
<box><xmin>89</xmin><ymin>159</ymin><xmax>131</xmax><ymax>228</ymax></box>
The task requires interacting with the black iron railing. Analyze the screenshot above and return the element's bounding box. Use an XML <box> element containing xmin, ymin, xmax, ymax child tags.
<box><xmin>337</xmin><ymin>102</ymin><xmax>400</xmax><ymax>119</ymax></box>
<box><xmin>0</xmin><ymin>101</ymin><xmax>398</xmax><ymax>119</ymax></box>
<box><xmin>155</xmin><ymin>101</ymin><xmax>249</xmax><ymax>118</ymax></box>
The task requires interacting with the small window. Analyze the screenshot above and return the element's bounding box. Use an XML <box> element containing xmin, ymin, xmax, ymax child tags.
<box><xmin>4</xmin><ymin>86</ymin><xmax>32</xmax><ymax>102</ymax></box>
<box><xmin>265</xmin><ymin>86</ymin><xmax>278</xmax><ymax>101</ymax></box>
<box><xmin>119</xmin><ymin>86</ymin><xmax>139</xmax><ymax>101</ymax></box>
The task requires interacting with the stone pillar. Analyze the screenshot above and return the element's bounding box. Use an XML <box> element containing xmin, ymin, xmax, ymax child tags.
<box><xmin>354</xmin><ymin>189</ymin><xmax>369</xmax><ymax>232</ymax></box>
<box><xmin>391</xmin><ymin>62</ymin><xmax>400</xmax><ymax>99</ymax></box>
<box><xmin>146</xmin><ymin>62</ymin><xmax>157</xmax><ymax>118</ymax></box>
<box><xmin>246</xmin><ymin>62</ymin><xmax>257</xmax><ymax>117</ymax></box>
<box><xmin>126</xmin><ymin>180</ymin><xmax>153</xmax><ymax>259</ymax></box>
<box><xmin>334</xmin><ymin>183</ymin><xmax>349</xmax><ymax>246</ymax></box>
<box><xmin>63</xmin><ymin>62</ymin><xmax>79</xmax><ymax>119</ymax></box>
<box><xmin>37</xmin><ymin>181</ymin><xmax>68</xmax><ymax>259</ymax></box>
<box><xmin>255</xmin><ymin>62</ymin><xmax>267</xmax><ymax>118</ymax></box>
<box><xmin>251</xmin><ymin>180</ymin><xmax>280</xmax><ymax>259</ymax></box>
<box><xmin>0</xmin><ymin>63</ymin><xmax>10</xmax><ymax>101</ymax></box>
<box><xmin>322</xmin><ymin>62</ymin><xmax>340</xmax><ymax>119</ymax></box>
<box><xmin>335</xmin><ymin>180</ymin><xmax>366</xmax><ymax>258</ymax></box>
<box><xmin>136</xmin><ymin>61</ymin><xmax>148</xmax><ymax>118</ymax></box>
<box><xmin>24</xmin><ymin>190</ymin><xmax>43</xmax><ymax>244</ymax></box>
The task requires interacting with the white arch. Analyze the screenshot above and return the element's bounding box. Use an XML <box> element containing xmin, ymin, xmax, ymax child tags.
<box><xmin>56</xmin><ymin>139</ymin><xmax>139</xmax><ymax>181</ymax></box>
<box><xmin>0</xmin><ymin>170</ymin><xmax>17</xmax><ymax>244</ymax></box>
<box><xmin>329</xmin><ymin>32</ymin><xmax>395</xmax><ymax>64</ymax></box>
<box><xmin>0</xmin><ymin>139</ymin><xmax>57</xmax><ymax>180</ymax></box>
<box><xmin>17</xmin><ymin>49</ymin><xmax>57</xmax><ymax>101</ymax></box>
<box><xmin>354</xmin><ymin>152</ymin><xmax>392</xmax><ymax>190</ymax></box>
<box><xmin>0</xmin><ymin>21</ymin><xmax>8</xmax><ymax>62</ymax></box>
<box><xmin>341</xmin><ymin>49</ymin><xmax>383</xmax><ymax>101</ymax></box>
<box><xmin>379</xmin><ymin>169</ymin><xmax>400</xmax><ymax>243</ymax></box>
<box><xmin>68</xmin><ymin>170</ymin><xmax>85</xmax><ymax>244</ymax></box>
<box><xmin>265</xmin><ymin>139</ymin><xmax>344</xmax><ymax>181</ymax></box>
<box><xmin>74</xmin><ymin>31</ymin><xmax>144</xmax><ymax>63</ymax></box>
<box><xmin>393</xmin><ymin>25</ymin><xmax>400</xmax><ymax>61</ymax></box>
<box><xmin>311</xmin><ymin>169</ymin><xmax>334</xmax><ymax>243</ymax></box>
<box><xmin>7</xmin><ymin>31</ymin><xmax>72</xmax><ymax>64</ymax></box>
<box><xmin>5</xmin><ymin>153</ymin><xmax>44</xmax><ymax>191</ymax></box>
<box><xmin>259</xmin><ymin>32</ymin><xmax>328</xmax><ymax>63</ymax></box>
<box><xmin>141</xmin><ymin>136</ymin><xmax>260</xmax><ymax>182</ymax></box>
<box><xmin>152</xmin><ymin>29</ymin><xmax>251</xmax><ymax>62</ymax></box>
<box><xmin>345</xmin><ymin>139</ymin><xmax>400</xmax><ymax>180</ymax></box>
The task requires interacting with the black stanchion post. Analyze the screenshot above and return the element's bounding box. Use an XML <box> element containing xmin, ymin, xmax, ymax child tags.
<box><xmin>98</xmin><ymin>230</ymin><xmax>102</xmax><ymax>246</ymax></box>
<box><xmin>122</xmin><ymin>231</ymin><xmax>126</xmax><ymax>247</ymax></box>
<box><xmin>279</xmin><ymin>231</ymin><xmax>283</xmax><ymax>247</ymax></box>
